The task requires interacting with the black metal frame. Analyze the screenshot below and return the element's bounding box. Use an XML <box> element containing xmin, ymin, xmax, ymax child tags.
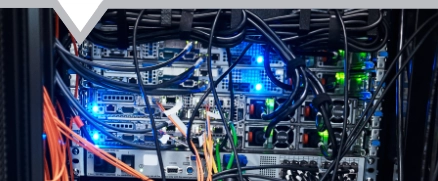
<box><xmin>402</xmin><ymin>10</ymin><xmax>438</xmax><ymax>181</ymax></box>
<box><xmin>1</xmin><ymin>8</ymin><xmax>53</xmax><ymax>181</ymax></box>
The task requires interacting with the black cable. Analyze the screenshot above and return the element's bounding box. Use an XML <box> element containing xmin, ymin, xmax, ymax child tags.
<box><xmin>331</xmin><ymin>9</ymin><xmax>349</xmax><ymax>181</ymax></box>
<box><xmin>206</xmin><ymin>9</ymin><xmax>243</xmax><ymax>181</ymax></box>
<box><xmin>58</xmin><ymin>49</ymin><xmax>197</xmax><ymax>91</ymax></box>
<box><xmin>261</xmin><ymin>68</ymin><xmax>300</xmax><ymax>120</ymax></box>
<box><xmin>186</xmin><ymin>43</ymin><xmax>253</xmax><ymax>158</ymax></box>
<box><xmin>320</xmin><ymin>21</ymin><xmax>438</xmax><ymax>181</ymax></box>
<box><xmin>55</xmin><ymin>39</ymin><xmax>193</xmax><ymax>72</ymax></box>
<box><xmin>213</xmin><ymin>164</ymin><xmax>318</xmax><ymax>178</ymax></box>
<box><xmin>226</xmin><ymin>48</ymin><xmax>235</xmax><ymax>122</ymax></box>
<box><xmin>264</xmin><ymin>67</ymin><xmax>308</xmax><ymax>139</ymax></box>
<box><xmin>132</xmin><ymin>10</ymin><xmax>166</xmax><ymax>180</ymax></box>
<box><xmin>263</xmin><ymin>45</ymin><xmax>293</xmax><ymax>90</ymax></box>
<box><xmin>55</xmin><ymin>72</ymin><xmax>174</xmax><ymax>150</ymax></box>
<box><xmin>213</xmin><ymin>174</ymin><xmax>285</xmax><ymax>181</ymax></box>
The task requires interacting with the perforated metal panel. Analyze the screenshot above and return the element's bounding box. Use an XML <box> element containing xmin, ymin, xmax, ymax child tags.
<box><xmin>222</xmin><ymin>68</ymin><xmax>283</xmax><ymax>93</ymax></box>
<box><xmin>259</xmin><ymin>156</ymin><xmax>277</xmax><ymax>177</ymax></box>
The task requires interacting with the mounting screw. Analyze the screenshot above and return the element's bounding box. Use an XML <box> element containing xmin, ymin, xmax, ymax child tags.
<box><xmin>72</xmin><ymin>148</ymin><xmax>79</xmax><ymax>155</ymax></box>
<box><xmin>368</xmin><ymin>158</ymin><xmax>375</xmax><ymax>164</ymax></box>
<box><xmin>74</xmin><ymin>168</ymin><xmax>80</xmax><ymax>176</ymax></box>
<box><xmin>289</xmin><ymin>145</ymin><xmax>295</xmax><ymax>150</ymax></box>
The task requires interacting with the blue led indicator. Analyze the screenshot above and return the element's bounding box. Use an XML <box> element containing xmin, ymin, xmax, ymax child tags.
<box><xmin>42</xmin><ymin>133</ymin><xmax>47</xmax><ymax>140</ymax></box>
<box><xmin>256</xmin><ymin>56</ymin><xmax>263</xmax><ymax>63</ymax></box>
<box><xmin>93</xmin><ymin>133</ymin><xmax>100</xmax><ymax>140</ymax></box>
<box><xmin>92</xmin><ymin>105</ymin><xmax>99</xmax><ymax>113</ymax></box>
<box><xmin>255</xmin><ymin>84</ymin><xmax>262</xmax><ymax>91</ymax></box>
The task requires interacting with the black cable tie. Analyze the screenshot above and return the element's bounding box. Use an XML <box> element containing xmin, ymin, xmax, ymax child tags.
<box><xmin>299</xmin><ymin>9</ymin><xmax>311</xmax><ymax>35</ymax></box>
<box><xmin>367</xmin><ymin>9</ymin><xmax>379</xmax><ymax>36</ymax></box>
<box><xmin>179</xmin><ymin>9</ymin><xmax>195</xmax><ymax>40</ymax></box>
<box><xmin>160</xmin><ymin>9</ymin><xmax>172</xmax><ymax>27</ymax></box>
<box><xmin>116</xmin><ymin>9</ymin><xmax>129</xmax><ymax>50</ymax></box>
<box><xmin>328</xmin><ymin>10</ymin><xmax>341</xmax><ymax>50</ymax></box>
<box><xmin>312</xmin><ymin>93</ymin><xmax>332</xmax><ymax>110</ymax></box>
<box><xmin>286</xmin><ymin>57</ymin><xmax>306</xmax><ymax>78</ymax></box>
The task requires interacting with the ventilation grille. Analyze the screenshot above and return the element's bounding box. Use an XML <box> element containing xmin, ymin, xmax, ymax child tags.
<box><xmin>259</xmin><ymin>156</ymin><xmax>277</xmax><ymax>177</ymax></box>
<box><xmin>222</xmin><ymin>69</ymin><xmax>282</xmax><ymax>93</ymax></box>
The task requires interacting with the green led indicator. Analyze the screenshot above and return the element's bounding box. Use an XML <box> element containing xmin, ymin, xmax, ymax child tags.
<box><xmin>359</xmin><ymin>52</ymin><xmax>368</xmax><ymax>60</ymax></box>
<box><xmin>318</xmin><ymin>130</ymin><xmax>329</xmax><ymax>144</ymax></box>
<box><xmin>335</xmin><ymin>72</ymin><xmax>345</xmax><ymax>81</ymax></box>
<box><xmin>338</xmin><ymin>49</ymin><xmax>345</xmax><ymax>58</ymax></box>
<box><xmin>264</xmin><ymin>126</ymin><xmax>274</xmax><ymax>137</ymax></box>
<box><xmin>266</xmin><ymin>98</ymin><xmax>275</xmax><ymax>109</ymax></box>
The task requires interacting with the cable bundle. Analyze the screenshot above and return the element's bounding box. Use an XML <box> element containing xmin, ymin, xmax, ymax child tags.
<box><xmin>53</xmin><ymin>9</ymin><xmax>438</xmax><ymax>181</ymax></box>
<box><xmin>89</xmin><ymin>9</ymin><xmax>387</xmax><ymax>52</ymax></box>
<box><xmin>43</xmin><ymin>87</ymin><xmax>154</xmax><ymax>181</ymax></box>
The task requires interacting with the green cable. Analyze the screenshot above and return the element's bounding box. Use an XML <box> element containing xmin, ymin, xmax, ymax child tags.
<box><xmin>226</xmin><ymin>123</ymin><xmax>238</xmax><ymax>170</ymax></box>
<box><xmin>215</xmin><ymin>141</ymin><xmax>222</xmax><ymax>173</ymax></box>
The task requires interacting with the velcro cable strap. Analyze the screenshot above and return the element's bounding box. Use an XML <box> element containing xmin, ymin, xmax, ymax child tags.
<box><xmin>286</xmin><ymin>57</ymin><xmax>306</xmax><ymax>78</ymax></box>
<box><xmin>116</xmin><ymin>9</ymin><xmax>129</xmax><ymax>49</ymax></box>
<box><xmin>367</xmin><ymin>9</ymin><xmax>379</xmax><ymax>36</ymax></box>
<box><xmin>299</xmin><ymin>9</ymin><xmax>311</xmax><ymax>35</ymax></box>
<box><xmin>179</xmin><ymin>9</ymin><xmax>195</xmax><ymax>40</ymax></box>
<box><xmin>230</xmin><ymin>9</ymin><xmax>243</xmax><ymax>29</ymax></box>
<box><xmin>312</xmin><ymin>93</ymin><xmax>332</xmax><ymax>109</ymax></box>
<box><xmin>328</xmin><ymin>10</ymin><xmax>340</xmax><ymax>50</ymax></box>
<box><xmin>161</xmin><ymin>9</ymin><xmax>172</xmax><ymax>27</ymax></box>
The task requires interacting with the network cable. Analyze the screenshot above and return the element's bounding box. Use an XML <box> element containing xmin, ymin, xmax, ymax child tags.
<box><xmin>331</xmin><ymin>9</ymin><xmax>350</xmax><ymax>181</ymax></box>
<box><xmin>320</xmin><ymin>19</ymin><xmax>438</xmax><ymax>180</ymax></box>
<box><xmin>132</xmin><ymin>9</ymin><xmax>166</xmax><ymax>180</ymax></box>
<box><xmin>206</xmin><ymin>9</ymin><xmax>243</xmax><ymax>181</ymax></box>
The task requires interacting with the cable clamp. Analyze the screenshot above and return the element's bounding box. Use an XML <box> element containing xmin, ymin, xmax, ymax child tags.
<box><xmin>116</xmin><ymin>9</ymin><xmax>129</xmax><ymax>49</ymax></box>
<box><xmin>286</xmin><ymin>57</ymin><xmax>306</xmax><ymax>78</ymax></box>
<box><xmin>179</xmin><ymin>9</ymin><xmax>195</xmax><ymax>40</ymax></box>
<box><xmin>298</xmin><ymin>9</ymin><xmax>311</xmax><ymax>35</ymax></box>
<box><xmin>312</xmin><ymin>93</ymin><xmax>332</xmax><ymax>109</ymax></box>
<box><xmin>160</xmin><ymin>9</ymin><xmax>172</xmax><ymax>27</ymax></box>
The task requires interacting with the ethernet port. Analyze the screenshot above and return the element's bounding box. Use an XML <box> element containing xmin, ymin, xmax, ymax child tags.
<box><xmin>248</xmin><ymin>127</ymin><xmax>265</xmax><ymax>146</ymax></box>
<box><xmin>128</xmin><ymin>78</ymin><xmax>137</xmax><ymax>84</ymax></box>
<box><xmin>166</xmin><ymin>97</ymin><xmax>176</xmax><ymax>104</ymax></box>
<box><xmin>94</xmin><ymin>152</ymin><xmax>116</xmax><ymax>173</ymax></box>
<box><xmin>167</xmin><ymin>125</ymin><xmax>176</xmax><ymax>132</ymax></box>
<box><xmin>121</xmin><ymin>155</ymin><xmax>135</xmax><ymax>169</ymax></box>
<box><xmin>212</xmin><ymin>53</ymin><xmax>220</xmax><ymax>61</ymax></box>
<box><xmin>302</xmin><ymin>129</ymin><xmax>320</xmax><ymax>148</ymax></box>
<box><xmin>105</xmin><ymin>104</ymin><xmax>116</xmax><ymax>113</ymax></box>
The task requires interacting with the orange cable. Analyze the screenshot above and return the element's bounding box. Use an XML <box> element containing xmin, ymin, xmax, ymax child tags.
<box><xmin>156</xmin><ymin>102</ymin><xmax>203</xmax><ymax>180</ymax></box>
<box><xmin>57</xmin><ymin>100</ymin><xmax>74</xmax><ymax>181</ymax></box>
<box><xmin>43</xmin><ymin>88</ymin><xmax>152</xmax><ymax>181</ymax></box>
